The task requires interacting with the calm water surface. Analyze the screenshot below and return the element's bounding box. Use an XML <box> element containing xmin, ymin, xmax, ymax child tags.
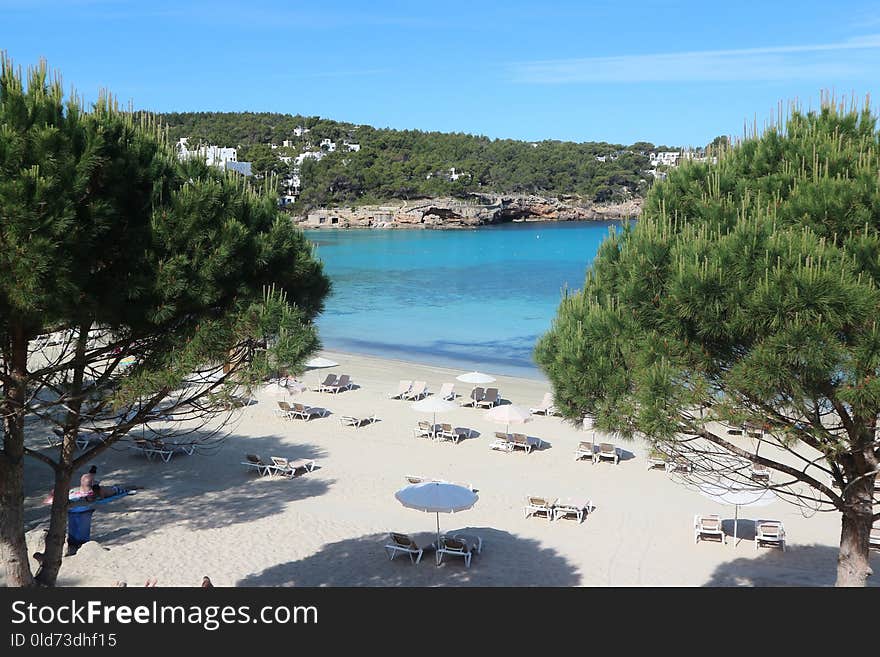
<box><xmin>304</xmin><ymin>221</ymin><xmax>628</xmax><ymax>379</ymax></box>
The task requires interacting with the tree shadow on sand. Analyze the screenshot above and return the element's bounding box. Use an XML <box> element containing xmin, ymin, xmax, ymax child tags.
<box><xmin>703</xmin><ymin>542</ymin><xmax>880</xmax><ymax>587</ymax></box>
<box><xmin>238</xmin><ymin>527</ymin><xmax>581</xmax><ymax>587</ymax></box>
<box><xmin>23</xmin><ymin>432</ymin><xmax>332</xmax><ymax>547</ymax></box>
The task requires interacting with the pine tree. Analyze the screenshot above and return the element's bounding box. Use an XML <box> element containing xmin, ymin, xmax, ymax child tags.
<box><xmin>0</xmin><ymin>57</ymin><xmax>330</xmax><ymax>586</ymax></box>
<box><xmin>536</xmin><ymin>95</ymin><xmax>880</xmax><ymax>586</ymax></box>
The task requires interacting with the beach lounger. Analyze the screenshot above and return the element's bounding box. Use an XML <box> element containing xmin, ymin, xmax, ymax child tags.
<box><xmin>384</xmin><ymin>532</ymin><xmax>424</xmax><ymax>564</ymax></box>
<box><xmin>438</xmin><ymin>383</ymin><xmax>455</xmax><ymax>401</ymax></box>
<box><xmin>413</xmin><ymin>420</ymin><xmax>437</xmax><ymax>439</ymax></box>
<box><xmin>870</xmin><ymin>521</ymin><xmax>880</xmax><ymax>551</ymax></box>
<box><xmin>749</xmin><ymin>462</ymin><xmax>771</xmax><ymax>483</ymax></box>
<box><xmin>553</xmin><ymin>499</ymin><xmax>593</xmax><ymax>523</ymax></box>
<box><xmin>315</xmin><ymin>373</ymin><xmax>338</xmax><ymax>392</ymax></box>
<box><xmin>694</xmin><ymin>514</ymin><xmax>725</xmax><ymax>544</ymax></box>
<box><xmin>754</xmin><ymin>520</ymin><xmax>785</xmax><ymax>551</ymax></box>
<box><xmin>402</xmin><ymin>381</ymin><xmax>428</xmax><ymax>400</ymax></box>
<box><xmin>461</xmin><ymin>387</ymin><xmax>484</xmax><ymax>407</ymax></box>
<box><xmin>524</xmin><ymin>496</ymin><xmax>557</xmax><ymax>521</ymax></box>
<box><xmin>476</xmin><ymin>388</ymin><xmax>499</xmax><ymax>409</ymax></box>
<box><xmin>575</xmin><ymin>440</ymin><xmax>597</xmax><ymax>463</ymax></box>
<box><xmin>665</xmin><ymin>457</ymin><xmax>693</xmax><ymax>474</ymax></box>
<box><xmin>437</xmin><ymin>536</ymin><xmax>476</xmax><ymax>568</ymax></box>
<box><xmin>270</xmin><ymin>456</ymin><xmax>316</xmax><ymax>477</ymax></box>
<box><xmin>450</xmin><ymin>532</ymin><xmax>483</xmax><ymax>554</ymax></box>
<box><xmin>489</xmin><ymin>432</ymin><xmax>514</xmax><ymax>452</ymax></box>
<box><xmin>511</xmin><ymin>433</ymin><xmax>542</xmax><ymax>453</ymax></box>
<box><xmin>437</xmin><ymin>423</ymin><xmax>470</xmax><ymax>444</ymax></box>
<box><xmin>75</xmin><ymin>431</ymin><xmax>107</xmax><ymax>451</ymax></box>
<box><xmin>242</xmin><ymin>453</ymin><xmax>279</xmax><ymax>477</ymax></box>
<box><xmin>529</xmin><ymin>392</ymin><xmax>558</xmax><ymax>416</ymax></box>
<box><xmin>326</xmin><ymin>374</ymin><xmax>353</xmax><ymax>393</ymax></box>
<box><xmin>132</xmin><ymin>438</ymin><xmax>176</xmax><ymax>462</ymax></box>
<box><xmin>388</xmin><ymin>380</ymin><xmax>412</xmax><ymax>399</ymax></box>
<box><xmin>596</xmin><ymin>443</ymin><xmax>620</xmax><ymax>465</ymax></box>
<box><xmin>339</xmin><ymin>414</ymin><xmax>378</xmax><ymax>428</ymax></box>
<box><xmin>291</xmin><ymin>403</ymin><xmax>329</xmax><ymax>420</ymax></box>
<box><xmin>274</xmin><ymin>401</ymin><xmax>296</xmax><ymax>420</ymax></box>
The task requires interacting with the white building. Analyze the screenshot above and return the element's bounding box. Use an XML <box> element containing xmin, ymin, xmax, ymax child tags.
<box><xmin>343</xmin><ymin>141</ymin><xmax>361</xmax><ymax>152</ymax></box>
<box><xmin>282</xmin><ymin>139</ymin><xmax>294</xmax><ymax>148</ymax></box>
<box><xmin>294</xmin><ymin>151</ymin><xmax>325</xmax><ymax>166</ymax></box>
<box><xmin>176</xmin><ymin>138</ymin><xmax>238</xmax><ymax>169</ymax></box>
<box><xmin>649</xmin><ymin>151</ymin><xmax>681</xmax><ymax>167</ymax></box>
<box><xmin>320</xmin><ymin>138</ymin><xmax>337</xmax><ymax>152</ymax></box>
<box><xmin>293</xmin><ymin>126</ymin><xmax>310</xmax><ymax>137</ymax></box>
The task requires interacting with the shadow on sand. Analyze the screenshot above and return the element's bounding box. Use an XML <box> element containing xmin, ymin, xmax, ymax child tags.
<box><xmin>238</xmin><ymin>527</ymin><xmax>581</xmax><ymax>587</ymax></box>
<box><xmin>24</xmin><ymin>431</ymin><xmax>332</xmax><ymax>547</ymax></box>
<box><xmin>703</xmin><ymin>542</ymin><xmax>880</xmax><ymax>587</ymax></box>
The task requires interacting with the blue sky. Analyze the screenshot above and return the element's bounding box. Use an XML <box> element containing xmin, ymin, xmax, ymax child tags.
<box><xmin>2</xmin><ymin>0</ymin><xmax>879</xmax><ymax>146</ymax></box>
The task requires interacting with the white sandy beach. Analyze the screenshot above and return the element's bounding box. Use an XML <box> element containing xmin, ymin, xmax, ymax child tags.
<box><xmin>12</xmin><ymin>350</ymin><xmax>878</xmax><ymax>587</ymax></box>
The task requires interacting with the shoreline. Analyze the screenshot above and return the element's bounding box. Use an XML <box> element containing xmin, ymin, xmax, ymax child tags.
<box><xmin>315</xmin><ymin>344</ymin><xmax>548</xmax><ymax>382</ymax></box>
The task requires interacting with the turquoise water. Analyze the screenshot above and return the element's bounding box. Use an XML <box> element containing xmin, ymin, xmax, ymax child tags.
<box><xmin>304</xmin><ymin>220</ymin><xmax>628</xmax><ymax>379</ymax></box>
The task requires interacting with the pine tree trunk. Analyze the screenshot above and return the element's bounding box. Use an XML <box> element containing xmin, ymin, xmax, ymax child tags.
<box><xmin>0</xmin><ymin>454</ymin><xmax>33</xmax><ymax>587</ymax></box>
<box><xmin>35</xmin><ymin>323</ymin><xmax>89</xmax><ymax>587</ymax></box>
<box><xmin>0</xmin><ymin>330</ymin><xmax>35</xmax><ymax>587</ymax></box>
<box><xmin>836</xmin><ymin>475</ymin><xmax>874</xmax><ymax>587</ymax></box>
<box><xmin>34</xmin><ymin>469</ymin><xmax>73</xmax><ymax>587</ymax></box>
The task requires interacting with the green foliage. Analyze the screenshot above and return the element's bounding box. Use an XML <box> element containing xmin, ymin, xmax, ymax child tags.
<box><xmin>1</xmin><ymin>57</ymin><xmax>332</xmax><ymax>409</ymax></box>
<box><xmin>536</xmin><ymin>99</ymin><xmax>880</xmax><ymax>452</ymax></box>
<box><xmin>151</xmin><ymin>111</ymin><xmax>657</xmax><ymax>209</ymax></box>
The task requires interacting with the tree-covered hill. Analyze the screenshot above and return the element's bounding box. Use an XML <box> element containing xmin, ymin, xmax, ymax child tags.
<box><xmin>152</xmin><ymin>111</ymin><xmax>675</xmax><ymax>210</ymax></box>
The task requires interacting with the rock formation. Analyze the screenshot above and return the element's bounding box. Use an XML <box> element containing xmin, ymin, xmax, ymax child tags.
<box><xmin>297</xmin><ymin>194</ymin><xmax>641</xmax><ymax>229</ymax></box>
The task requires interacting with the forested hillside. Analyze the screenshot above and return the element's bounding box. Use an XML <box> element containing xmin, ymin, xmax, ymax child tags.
<box><xmin>154</xmin><ymin>111</ymin><xmax>674</xmax><ymax>209</ymax></box>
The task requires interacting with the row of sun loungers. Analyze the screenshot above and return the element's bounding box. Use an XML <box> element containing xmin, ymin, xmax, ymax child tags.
<box><xmin>275</xmin><ymin>401</ymin><xmax>330</xmax><ymax>421</ymax></box>
<box><xmin>315</xmin><ymin>373</ymin><xmax>354</xmax><ymax>394</ymax></box>
<box><xmin>524</xmin><ymin>496</ymin><xmax>594</xmax><ymax>523</ymax></box>
<box><xmin>490</xmin><ymin>432</ymin><xmax>542</xmax><ymax>453</ymax></box>
<box><xmin>384</xmin><ymin>532</ymin><xmax>483</xmax><ymax>568</ymax></box>
<box><xmin>694</xmin><ymin>514</ymin><xmax>786</xmax><ymax>550</ymax></box>
<box><xmin>460</xmin><ymin>387</ymin><xmax>501</xmax><ymax>408</ymax></box>
<box><xmin>131</xmin><ymin>438</ymin><xmax>195</xmax><ymax>462</ymax></box>
<box><xmin>242</xmin><ymin>453</ymin><xmax>316</xmax><ymax>478</ymax></box>
<box><xmin>575</xmin><ymin>440</ymin><xmax>620</xmax><ymax>464</ymax></box>
<box><xmin>388</xmin><ymin>380</ymin><xmax>445</xmax><ymax>401</ymax></box>
<box><xmin>412</xmin><ymin>421</ymin><xmax>472</xmax><ymax>443</ymax></box>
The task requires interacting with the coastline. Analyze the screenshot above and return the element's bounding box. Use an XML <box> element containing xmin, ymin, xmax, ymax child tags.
<box><xmin>295</xmin><ymin>195</ymin><xmax>641</xmax><ymax>230</ymax></box>
<box><xmin>16</xmin><ymin>349</ymin><xmax>866</xmax><ymax>587</ymax></box>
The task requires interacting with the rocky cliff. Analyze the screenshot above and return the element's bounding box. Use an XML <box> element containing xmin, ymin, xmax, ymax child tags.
<box><xmin>297</xmin><ymin>194</ymin><xmax>641</xmax><ymax>229</ymax></box>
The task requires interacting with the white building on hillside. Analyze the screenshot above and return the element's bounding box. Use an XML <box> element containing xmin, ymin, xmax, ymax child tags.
<box><xmin>293</xmin><ymin>126</ymin><xmax>310</xmax><ymax>137</ymax></box>
<box><xmin>649</xmin><ymin>151</ymin><xmax>681</xmax><ymax>167</ymax></box>
<box><xmin>176</xmin><ymin>138</ymin><xmax>238</xmax><ymax>168</ymax></box>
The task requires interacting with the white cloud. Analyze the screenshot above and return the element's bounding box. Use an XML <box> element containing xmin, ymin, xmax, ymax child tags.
<box><xmin>511</xmin><ymin>35</ymin><xmax>880</xmax><ymax>83</ymax></box>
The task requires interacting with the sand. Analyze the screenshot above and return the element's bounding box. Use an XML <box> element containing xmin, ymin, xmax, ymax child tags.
<box><xmin>12</xmin><ymin>350</ymin><xmax>878</xmax><ymax>587</ymax></box>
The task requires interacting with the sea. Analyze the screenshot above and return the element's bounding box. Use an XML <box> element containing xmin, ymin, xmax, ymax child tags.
<box><xmin>304</xmin><ymin>220</ymin><xmax>630</xmax><ymax>379</ymax></box>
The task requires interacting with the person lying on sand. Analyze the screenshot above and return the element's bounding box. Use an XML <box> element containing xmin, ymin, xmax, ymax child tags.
<box><xmin>89</xmin><ymin>483</ymin><xmax>143</xmax><ymax>499</ymax></box>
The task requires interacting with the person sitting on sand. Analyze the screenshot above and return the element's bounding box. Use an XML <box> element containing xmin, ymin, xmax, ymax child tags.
<box><xmin>79</xmin><ymin>465</ymin><xmax>98</xmax><ymax>494</ymax></box>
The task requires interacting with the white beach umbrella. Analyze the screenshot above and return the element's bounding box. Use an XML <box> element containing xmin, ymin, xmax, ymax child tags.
<box><xmin>698</xmin><ymin>483</ymin><xmax>777</xmax><ymax>546</ymax></box>
<box><xmin>305</xmin><ymin>356</ymin><xmax>339</xmax><ymax>369</ymax></box>
<box><xmin>395</xmin><ymin>481</ymin><xmax>478</xmax><ymax>565</ymax></box>
<box><xmin>455</xmin><ymin>371</ymin><xmax>496</xmax><ymax>384</ymax></box>
<box><xmin>484</xmin><ymin>404</ymin><xmax>532</xmax><ymax>435</ymax></box>
<box><xmin>410</xmin><ymin>397</ymin><xmax>458</xmax><ymax>432</ymax></box>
